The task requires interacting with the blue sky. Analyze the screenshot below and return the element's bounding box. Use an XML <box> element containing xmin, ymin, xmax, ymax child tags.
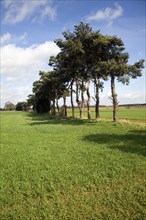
<box><xmin>0</xmin><ymin>0</ymin><xmax>145</xmax><ymax>108</ymax></box>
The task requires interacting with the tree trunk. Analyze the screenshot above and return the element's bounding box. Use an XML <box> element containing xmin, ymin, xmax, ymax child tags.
<box><xmin>63</xmin><ymin>95</ymin><xmax>67</xmax><ymax>117</ymax></box>
<box><xmin>56</xmin><ymin>98</ymin><xmax>59</xmax><ymax>115</ymax></box>
<box><xmin>95</xmin><ymin>73</ymin><xmax>100</xmax><ymax>120</ymax></box>
<box><xmin>49</xmin><ymin>100</ymin><xmax>51</xmax><ymax>115</ymax></box>
<box><xmin>87</xmin><ymin>79</ymin><xmax>91</xmax><ymax>120</ymax></box>
<box><xmin>80</xmin><ymin>77</ymin><xmax>84</xmax><ymax>119</ymax></box>
<box><xmin>52</xmin><ymin>99</ymin><xmax>56</xmax><ymax>115</ymax></box>
<box><xmin>111</xmin><ymin>75</ymin><xmax>118</xmax><ymax>122</ymax></box>
<box><xmin>71</xmin><ymin>80</ymin><xmax>75</xmax><ymax>118</ymax></box>
<box><xmin>76</xmin><ymin>79</ymin><xmax>82</xmax><ymax>118</ymax></box>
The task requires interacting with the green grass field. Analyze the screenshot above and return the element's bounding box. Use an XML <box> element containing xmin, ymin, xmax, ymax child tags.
<box><xmin>0</xmin><ymin>110</ymin><xmax>146</xmax><ymax>219</ymax></box>
<box><xmin>67</xmin><ymin>106</ymin><xmax>146</xmax><ymax>121</ymax></box>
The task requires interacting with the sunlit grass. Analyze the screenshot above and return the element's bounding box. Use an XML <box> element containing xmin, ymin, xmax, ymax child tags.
<box><xmin>67</xmin><ymin>106</ymin><xmax>146</xmax><ymax>121</ymax></box>
<box><xmin>0</xmin><ymin>111</ymin><xmax>146</xmax><ymax>219</ymax></box>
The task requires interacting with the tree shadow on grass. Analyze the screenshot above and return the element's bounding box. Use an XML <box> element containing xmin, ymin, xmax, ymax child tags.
<box><xmin>26</xmin><ymin>112</ymin><xmax>96</xmax><ymax>126</ymax></box>
<box><xmin>83</xmin><ymin>130</ymin><xmax>146</xmax><ymax>157</ymax></box>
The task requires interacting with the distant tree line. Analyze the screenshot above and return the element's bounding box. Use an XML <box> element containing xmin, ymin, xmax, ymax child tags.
<box><xmin>1</xmin><ymin>101</ymin><xmax>31</xmax><ymax>111</ymax></box>
<box><xmin>15</xmin><ymin>102</ymin><xmax>31</xmax><ymax>111</ymax></box>
<box><xmin>27</xmin><ymin>22</ymin><xmax>144</xmax><ymax>121</ymax></box>
<box><xmin>4</xmin><ymin>101</ymin><xmax>16</xmax><ymax>111</ymax></box>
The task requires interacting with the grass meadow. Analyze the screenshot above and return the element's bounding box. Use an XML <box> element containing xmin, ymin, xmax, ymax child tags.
<box><xmin>0</xmin><ymin>108</ymin><xmax>146</xmax><ymax>220</ymax></box>
<box><xmin>67</xmin><ymin>106</ymin><xmax>146</xmax><ymax>122</ymax></box>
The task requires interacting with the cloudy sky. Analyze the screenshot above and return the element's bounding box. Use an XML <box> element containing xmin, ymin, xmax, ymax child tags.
<box><xmin>0</xmin><ymin>0</ymin><xmax>145</xmax><ymax>108</ymax></box>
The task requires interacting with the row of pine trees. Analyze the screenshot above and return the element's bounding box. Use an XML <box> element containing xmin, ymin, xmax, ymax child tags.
<box><xmin>28</xmin><ymin>22</ymin><xmax>144</xmax><ymax>121</ymax></box>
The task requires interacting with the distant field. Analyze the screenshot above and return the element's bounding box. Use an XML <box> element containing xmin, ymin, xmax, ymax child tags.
<box><xmin>67</xmin><ymin>106</ymin><xmax>146</xmax><ymax>122</ymax></box>
<box><xmin>0</xmin><ymin>111</ymin><xmax>146</xmax><ymax>219</ymax></box>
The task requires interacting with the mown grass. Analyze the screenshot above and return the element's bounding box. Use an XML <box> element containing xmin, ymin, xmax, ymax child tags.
<box><xmin>0</xmin><ymin>111</ymin><xmax>146</xmax><ymax>219</ymax></box>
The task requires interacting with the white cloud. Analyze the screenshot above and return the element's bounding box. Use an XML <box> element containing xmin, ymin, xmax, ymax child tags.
<box><xmin>0</xmin><ymin>33</ymin><xmax>12</xmax><ymax>44</ymax></box>
<box><xmin>3</xmin><ymin>0</ymin><xmax>56</xmax><ymax>24</ymax></box>
<box><xmin>87</xmin><ymin>3</ymin><xmax>123</xmax><ymax>24</ymax></box>
<box><xmin>1</xmin><ymin>41</ymin><xmax>60</xmax><ymax>75</ymax></box>
<box><xmin>0</xmin><ymin>41</ymin><xmax>60</xmax><ymax>107</ymax></box>
<box><xmin>1</xmin><ymin>82</ymin><xmax>32</xmax><ymax>107</ymax></box>
<box><xmin>41</xmin><ymin>6</ymin><xmax>56</xmax><ymax>20</ymax></box>
<box><xmin>87</xmin><ymin>86</ymin><xmax>145</xmax><ymax>106</ymax></box>
<box><xmin>5</xmin><ymin>77</ymin><xmax>16</xmax><ymax>82</ymax></box>
<box><xmin>118</xmin><ymin>92</ymin><xmax>145</xmax><ymax>105</ymax></box>
<box><xmin>0</xmin><ymin>32</ymin><xmax>28</xmax><ymax>45</ymax></box>
<box><xmin>119</xmin><ymin>92</ymin><xmax>141</xmax><ymax>100</ymax></box>
<box><xmin>18</xmin><ymin>32</ymin><xmax>28</xmax><ymax>42</ymax></box>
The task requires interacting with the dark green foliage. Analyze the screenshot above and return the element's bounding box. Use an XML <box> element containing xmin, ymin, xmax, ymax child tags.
<box><xmin>35</xmin><ymin>97</ymin><xmax>50</xmax><ymax>113</ymax></box>
<box><xmin>15</xmin><ymin>102</ymin><xmax>28</xmax><ymax>111</ymax></box>
<box><xmin>15</xmin><ymin>102</ymin><xmax>23</xmax><ymax>111</ymax></box>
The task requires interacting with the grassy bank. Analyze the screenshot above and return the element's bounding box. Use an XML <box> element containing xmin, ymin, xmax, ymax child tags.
<box><xmin>0</xmin><ymin>111</ymin><xmax>146</xmax><ymax>219</ymax></box>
